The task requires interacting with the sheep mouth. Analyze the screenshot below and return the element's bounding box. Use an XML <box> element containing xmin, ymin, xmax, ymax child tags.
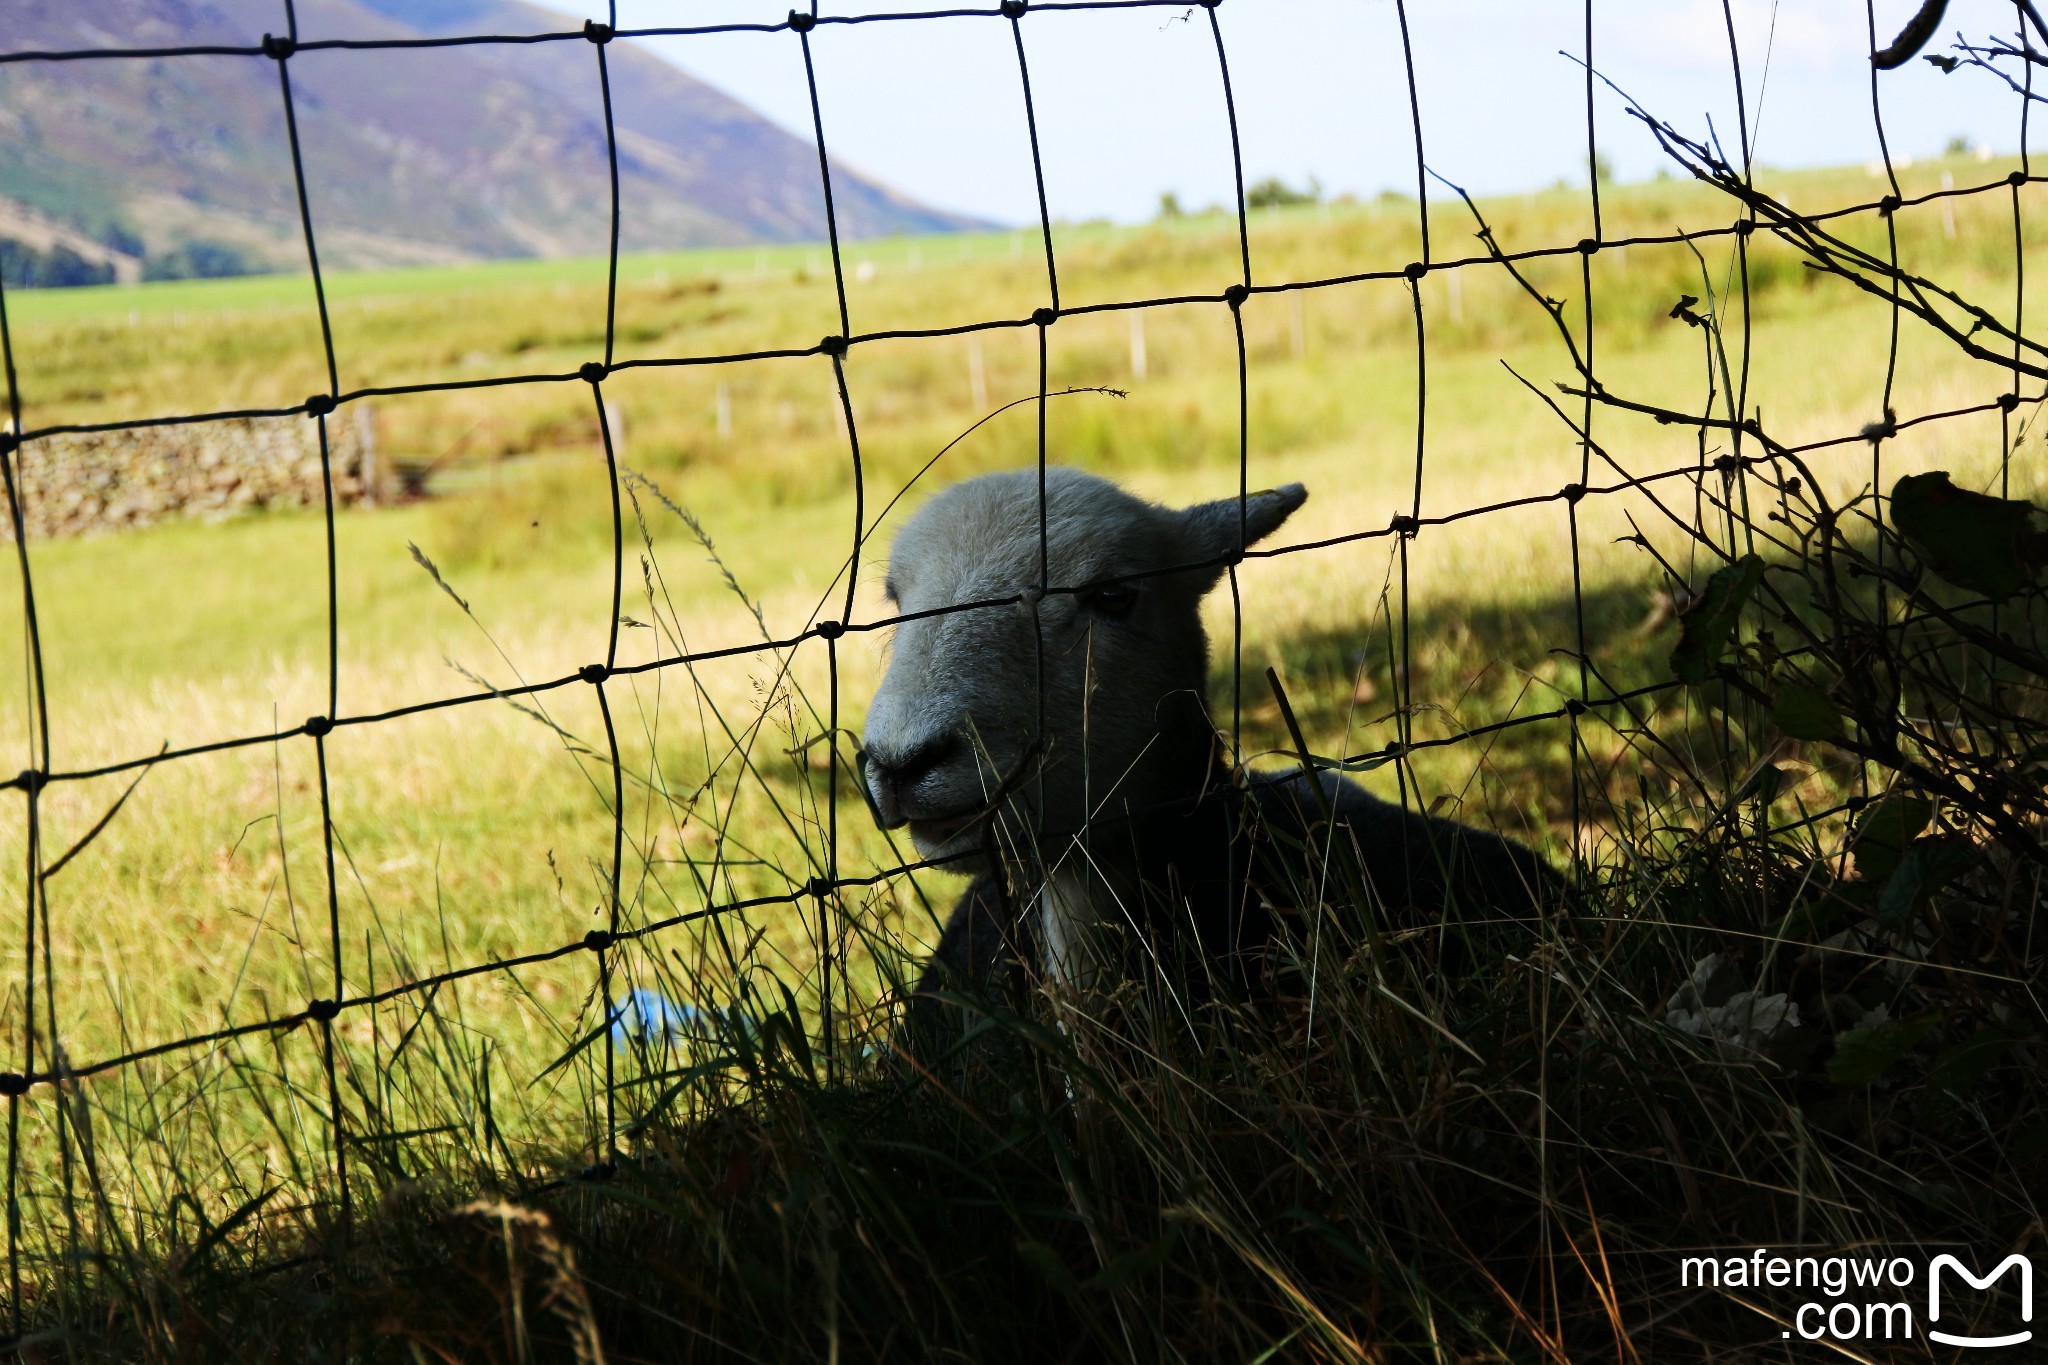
<box><xmin>906</xmin><ymin>811</ymin><xmax>981</xmax><ymax>845</ymax></box>
<box><xmin>869</xmin><ymin>742</ymin><xmax>1043</xmax><ymax>849</ymax></box>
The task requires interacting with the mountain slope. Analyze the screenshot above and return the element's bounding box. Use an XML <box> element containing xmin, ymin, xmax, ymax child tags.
<box><xmin>0</xmin><ymin>0</ymin><xmax>986</xmax><ymax>277</ymax></box>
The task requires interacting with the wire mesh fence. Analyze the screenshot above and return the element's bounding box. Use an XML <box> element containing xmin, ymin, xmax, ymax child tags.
<box><xmin>0</xmin><ymin>0</ymin><xmax>2041</xmax><ymax>1340</ymax></box>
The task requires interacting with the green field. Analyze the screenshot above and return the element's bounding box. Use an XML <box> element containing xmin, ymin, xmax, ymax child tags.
<box><xmin>3</xmin><ymin>151</ymin><xmax>2039</xmax><ymax>1099</ymax></box>
<box><xmin>1</xmin><ymin>155</ymin><xmax>2042</xmax><ymax>1353</ymax></box>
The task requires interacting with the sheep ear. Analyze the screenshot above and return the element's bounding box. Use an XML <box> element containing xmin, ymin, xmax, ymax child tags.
<box><xmin>1176</xmin><ymin>484</ymin><xmax>1308</xmax><ymax>580</ymax></box>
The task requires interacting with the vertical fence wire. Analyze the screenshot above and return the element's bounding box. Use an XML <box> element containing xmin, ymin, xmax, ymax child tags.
<box><xmin>1391</xmin><ymin>0</ymin><xmax>1429</xmax><ymax>897</ymax></box>
<box><xmin>1567</xmin><ymin>0</ymin><xmax>1602</xmax><ymax>882</ymax></box>
<box><xmin>589</xmin><ymin>1</ymin><xmax>630</xmax><ymax>1170</ymax></box>
<box><xmin>1205</xmin><ymin>1</ymin><xmax>1257</xmax><ymax>966</ymax></box>
<box><xmin>269</xmin><ymin>0</ymin><xmax>353</xmax><ymax>1230</ymax></box>
<box><xmin>0</xmin><ymin>166</ymin><xmax>38</xmax><ymax>1326</ymax></box>
<box><xmin>1206</xmin><ymin>1</ymin><xmax>1252</xmax><ymax>760</ymax></box>
<box><xmin>795</xmin><ymin>1</ymin><xmax>861</xmax><ymax>1072</ymax></box>
<box><xmin>1866</xmin><ymin>0</ymin><xmax>1904</xmax><ymax>591</ymax></box>
<box><xmin>1006</xmin><ymin>2</ymin><xmax>1060</xmax><ymax>962</ymax></box>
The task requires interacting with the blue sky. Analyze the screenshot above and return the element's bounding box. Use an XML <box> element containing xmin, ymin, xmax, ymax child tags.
<box><xmin>551</xmin><ymin>2</ymin><xmax>2036</xmax><ymax>225</ymax></box>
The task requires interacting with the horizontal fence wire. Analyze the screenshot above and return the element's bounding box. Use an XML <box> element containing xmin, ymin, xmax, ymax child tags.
<box><xmin>0</xmin><ymin>0</ymin><xmax>2032</xmax><ymax>1323</ymax></box>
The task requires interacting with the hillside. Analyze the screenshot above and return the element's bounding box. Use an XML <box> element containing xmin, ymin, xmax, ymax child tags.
<box><xmin>0</xmin><ymin>0</ymin><xmax>986</xmax><ymax>281</ymax></box>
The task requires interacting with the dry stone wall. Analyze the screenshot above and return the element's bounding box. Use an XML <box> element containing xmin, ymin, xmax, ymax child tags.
<box><xmin>2</xmin><ymin>412</ymin><xmax>381</xmax><ymax>540</ymax></box>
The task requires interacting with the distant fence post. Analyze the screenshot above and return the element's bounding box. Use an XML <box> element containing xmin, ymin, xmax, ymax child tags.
<box><xmin>968</xmin><ymin>336</ymin><xmax>988</xmax><ymax>410</ymax></box>
<box><xmin>354</xmin><ymin>402</ymin><xmax>378</xmax><ymax>506</ymax></box>
<box><xmin>605</xmin><ymin>399</ymin><xmax>627</xmax><ymax>456</ymax></box>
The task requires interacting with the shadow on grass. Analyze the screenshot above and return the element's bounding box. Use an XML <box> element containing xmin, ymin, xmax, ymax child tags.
<box><xmin>17</xmin><ymin>574</ymin><xmax>2044</xmax><ymax>1364</ymax></box>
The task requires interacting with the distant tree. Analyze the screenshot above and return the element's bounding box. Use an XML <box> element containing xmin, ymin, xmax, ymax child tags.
<box><xmin>91</xmin><ymin>220</ymin><xmax>146</xmax><ymax>259</ymax></box>
<box><xmin>0</xmin><ymin>238</ymin><xmax>115</xmax><ymax>288</ymax></box>
<box><xmin>1245</xmin><ymin>176</ymin><xmax>1321</xmax><ymax>210</ymax></box>
<box><xmin>1157</xmin><ymin>191</ymin><xmax>1186</xmax><ymax>221</ymax></box>
<box><xmin>1945</xmin><ymin>134</ymin><xmax>1974</xmax><ymax>157</ymax></box>
<box><xmin>143</xmin><ymin>239</ymin><xmax>261</xmax><ymax>281</ymax></box>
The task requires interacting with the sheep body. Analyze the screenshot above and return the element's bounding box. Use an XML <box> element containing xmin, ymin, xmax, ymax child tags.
<box><xmin>914</xmin><ymin>767</ymin><xmax>1557</xmax><ymax>1035</ymax></box>
<box><xmin>862</xmin><ymin>467</ymin><xmax>1558</xmax><ymax>1037</ymax></box>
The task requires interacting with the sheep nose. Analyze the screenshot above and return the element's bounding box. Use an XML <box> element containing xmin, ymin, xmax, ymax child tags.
<box><xmin>861</xmin><ymin>733</ymin><xmax>958</xmax><ymax>826</ymax></box>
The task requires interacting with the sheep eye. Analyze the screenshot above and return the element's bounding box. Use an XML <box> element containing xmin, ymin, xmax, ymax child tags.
<box><xmin>1081</xmin><ymin>584</ymin><xmax>1138</xmax><ymax>618</ymax></box>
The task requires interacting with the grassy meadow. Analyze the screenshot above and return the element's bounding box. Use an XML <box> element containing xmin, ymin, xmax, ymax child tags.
<box><xmin>0</xmin><ymin>153</ymin><xmax>2043</xmax><ymax>1355</ymax></box>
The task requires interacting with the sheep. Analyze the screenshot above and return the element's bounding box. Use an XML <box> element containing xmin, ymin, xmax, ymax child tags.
<box><xmin>861</xmin><ymin>467</ymin><xmax>1558</xmax><ymax>1041</ymax></box>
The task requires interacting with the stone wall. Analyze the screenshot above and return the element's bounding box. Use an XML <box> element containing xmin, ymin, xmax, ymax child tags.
<box><xmin>1</xmin><ymin>410</ymin><xmax>381</xmax><ymax>540</ymax></box>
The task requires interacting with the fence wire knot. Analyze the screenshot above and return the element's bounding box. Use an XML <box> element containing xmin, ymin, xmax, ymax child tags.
<box><xmin>0</xmin><ymin>1076</ymin><xmax>25</xmax><ymax>1098</ymax></box>
<box><xmin>1001</xmin><ymin>0</ymin><xmax>1027</xmax><ymax>17</ymax></box>
<box><xmin>579</xmin><ymin>663</ymin><xmax>609</xmax><ymax>685</ymax></box>
<box><xmin>579</xmin><ymin>361</ymin><xmax>608</xmax><ymax>384</ymax></box>
<box><xmin>820</xmin><ymin>334</ymin><xmax>848</xmax><ymax>357</ymax></box>
<box><xmin>303</xmin><ymin>716</ymin><xmax>332</xmax><ymax>738</ymax></box>
<box><xmin>583</xmin><ymin>19</ymin><xmax>614</xmax><ymax>43</ymax></box>
<box><xmin>815</xmin><ymin>619</ymin><xmax>844</xmax><ymax>640</ymax></box>
<box><xmin>305</xmin><ymin>999</ymin><xmax>340</xmax><ymax>1023</ymax></box>
<box><xmin>789</xmin><ymin>10</ymin><xmax>816</xmax><ymax>34</ymax></box>
<box><xmin>583</xmin><ymin>930</ymin><xmax>614</xmax><ymax>953</ymax></box>
<box><xmin>260</xmin><ymin>33</ymin><xmax>295</xmax><ymax>60</ymax></box>
<box><xmin>303</xmin><ymin>394</ymin><xmax>335</xmax><ymax>419</ymax></box>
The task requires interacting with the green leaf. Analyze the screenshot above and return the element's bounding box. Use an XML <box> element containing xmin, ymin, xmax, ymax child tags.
<box><xmin>1874</xmin><ymin>836</ymin><xmax>1977</xmax><ymax>927</ymax></box>
<box><xmin>1282</xmin><ymin>1208</ymin><xmax>1377</xmax><ymax>1274</ymax></box>
<box><xmin>1851</xmin><ymin>795</ymin><xmax>1933</xmax><ymax>882</ymax></box>
<box><xmin>1736</xmin><ymin>763</ymin><xmax>1790</xmax><ymax>804</ymax></box>
<box><xmin>1931</xmin><ymin>1030</ymin><xmax>2020</xmax><ymax>1096</ymax></box>
<box><xmin>1890</xmin><ymin>471</ymin><xmax>2046</xmax><ymax>599</ymax></box>
<box><xmin>1670</xmin><ymin>554</ymin><xmax>1766</xmax><ymax>684</ymax></box>
<box><xmin>1015</xmin><ymin>1240</ymin><xmax>1082</xmax><ymax>1296</ymax></box>
<box><xmin>1774</xmin><ymin>682</ymin><xmax>1844</xmax><ymax>741</ymax></box>
<box><xmin>1089</xmin><ymin>1224</ymin><xmax>1182</xmax><ymax>1293</ymax></box>
<box><xmin>1828</xmin><ymin>1015</ymin><xmax>1939</xmax><ymax>1087</ymax></box>
<box><xmin>1775</xmin><ymin>891</ymin><xmax>1852</xmax><ymax>943</ymax></box>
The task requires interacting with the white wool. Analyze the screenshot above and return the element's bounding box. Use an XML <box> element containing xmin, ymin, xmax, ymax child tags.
<box><xmin>863</xmin><ymin>466</ymin><xmax>1306</xmax><ymax>981</ymax></box>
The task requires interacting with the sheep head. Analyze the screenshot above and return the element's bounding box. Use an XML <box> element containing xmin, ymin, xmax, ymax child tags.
<box><xmin>862</xmin><ymin>467</ymin><xmax>1306</xmax><ymax>866</ymax></box>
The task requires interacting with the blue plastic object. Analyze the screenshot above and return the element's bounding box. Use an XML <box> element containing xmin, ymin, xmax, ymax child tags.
<box><xmin>610</xmin><ymin>987</ymin><xmax>705</xmax><ymax>1044</ymax></box>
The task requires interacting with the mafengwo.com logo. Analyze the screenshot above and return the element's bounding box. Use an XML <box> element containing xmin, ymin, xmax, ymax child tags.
<box><xmin>1680</xmin><ymin>1248</ymin><xmax>2033</xmax><ymax>1347</ymax></box>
